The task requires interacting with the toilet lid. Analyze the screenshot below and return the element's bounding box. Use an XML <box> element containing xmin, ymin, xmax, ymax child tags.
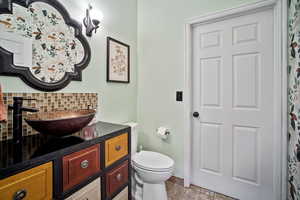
<box><xmin>132</xmin><ymin>151</ymin><xmax>174</xmax><ymax>172</ymax></box>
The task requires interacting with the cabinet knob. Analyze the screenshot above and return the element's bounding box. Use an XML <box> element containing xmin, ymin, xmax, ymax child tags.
<box><xmin>81</xmin><ymin>160</ymin><xmax>89</xmax><ymax>169</ymax></box>
<box><xmin>13</xmin><ymin>189</ymin><xmax>27</xmax><ymax>200</ymax></box>
<box><xmin>116</xmin><ymin>173</ymin><xmax>122</xmax><ymax>181</ymax></box>
<box><xmin>115</xmin><ymin>145</ymin><xmax>121</xmax><ymax>151</ymax></box>
<box><xmin>193</xmin><ymin>112</ymin><xmax>200</xmax><ymax>118</ymax></box>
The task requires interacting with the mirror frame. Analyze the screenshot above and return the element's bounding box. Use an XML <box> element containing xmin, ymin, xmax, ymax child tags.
<box><xmin>0</xmin><ymin>0</ymin><xmax>91</xmax><ymax>91</ymax></box>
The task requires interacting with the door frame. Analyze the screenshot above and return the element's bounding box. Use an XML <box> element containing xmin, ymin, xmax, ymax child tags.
<box><xmin>183</xmin><ymin>0</ymin><xmax>287</xmax><ymax>199</ymax></box>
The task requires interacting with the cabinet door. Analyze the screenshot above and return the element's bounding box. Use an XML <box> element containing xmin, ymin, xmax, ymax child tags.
<box><xmin>66</xmin><ymin>178</ymin><xmax>101</xmax><ymax>200</ymax></box>
<box><xmin>106</xmin><ymin>161</ymin><xmax>129</xmax><ymax>197</ymax></box>
<box><xmin>63</xmin><ymin>144</ymin><xmax>101</xmax><ymax>191</ymax></box>
<box><xmin>113</xmin><ymin>187</ymin><xmax>128</xmax><ymax>200</ymax></box>
<box><xmin>105</xmin><ymin>133</ymin><xmax>128</xmax><ymax>167</ymax></box>
<box><xmin>0</xmin><ymin>162</ymin><xmax>53</xmax><ymax>200</ymax></box>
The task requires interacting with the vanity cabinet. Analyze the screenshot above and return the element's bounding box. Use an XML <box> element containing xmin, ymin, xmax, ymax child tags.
<box><xmin>0</xmin><ymin>122</ymin><xmax>131</xmax><ymax>200</ymax></box>
<box><xmin>62</xmin><ymin>132</ymin><xmax>130</xmax><ymax>200</ymax></box>
<box><xmin>0</xmin><ymin>162</ymin><xmax>53</xmax><ymax>200</ymax></box>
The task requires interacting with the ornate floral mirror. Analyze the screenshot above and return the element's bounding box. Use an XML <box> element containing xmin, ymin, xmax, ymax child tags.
<box><xmin>0</xmin><ymin>0</ymin><xmax>91</xmax><ymax>91</ymax></box>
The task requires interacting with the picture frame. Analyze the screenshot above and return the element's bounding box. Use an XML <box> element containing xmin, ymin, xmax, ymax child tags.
<box><xmin>107</xmin><ymin>37</ymin><xmax>130</xmax><ymax>83</ymax></box>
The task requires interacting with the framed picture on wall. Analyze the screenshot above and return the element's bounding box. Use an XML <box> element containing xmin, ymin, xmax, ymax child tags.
<box><xmin>107</xmin><ymin>37</ymin><xmax>130</xmax><ymax>83</ymax></box>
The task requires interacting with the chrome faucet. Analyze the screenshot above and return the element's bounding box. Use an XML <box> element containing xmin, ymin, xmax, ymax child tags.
<box><xmin>8</xmin><ymin>97</ymin><xmax>39</xmax><ymax>144</ymax></box>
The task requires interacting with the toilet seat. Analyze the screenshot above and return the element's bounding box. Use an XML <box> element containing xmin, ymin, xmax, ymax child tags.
<box><xmin>133</xmin><ymin>162</ymin><xmax>173</xmax><ymax>172</ymax></box>
<box><xmin>132</xmin><ymin>151</ymin><xmax>174</xmax><ymax>172</ymax></box>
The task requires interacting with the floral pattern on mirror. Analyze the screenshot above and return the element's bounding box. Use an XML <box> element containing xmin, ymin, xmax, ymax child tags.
<box><xmin>289</xmin><ymin>0</ymin><xmax>300</xmax><ymax>199</ymax></box>
<box><xmin>0</xmin><ymin>2</ymin><xmax>84</xmax><ymax>83</ymax></box>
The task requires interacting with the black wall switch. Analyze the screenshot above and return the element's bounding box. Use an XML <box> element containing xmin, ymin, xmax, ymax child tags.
<box><xmin>176</xmin><ymin>91</ymin><xmax>183</xmax><ymax>102</ymax></box>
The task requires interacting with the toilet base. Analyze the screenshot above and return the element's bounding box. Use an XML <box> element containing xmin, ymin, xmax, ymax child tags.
<box><xmin>132</xmin><ymin>171</ymin><xmax>143</xmax><ymax>200</ymax></box>
<box><xmin>143</xmin><ymin>182</ymin><xmax>168</xmax><ymax>200</ymax></box>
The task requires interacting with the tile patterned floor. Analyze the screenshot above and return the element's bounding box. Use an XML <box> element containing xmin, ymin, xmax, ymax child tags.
<box><xmin>166</xmin><ymin>177</ymin><xmax>236</xmax><ymax>200</ymax></box>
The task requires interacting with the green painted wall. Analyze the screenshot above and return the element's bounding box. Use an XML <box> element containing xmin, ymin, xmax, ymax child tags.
<box><xmin>0</xmin><ymin>0</ymin><xmax>138</xmax><ymax>123</ymax></box>
<box><xmin>137</xmin><ymin>0</ymin><xmax>260</xmax><ymax>177</ymax></box>
<box><xmin>1</xmin><ymin>0</ymin><xmax>266</xmax><ymax>179</ymax></box>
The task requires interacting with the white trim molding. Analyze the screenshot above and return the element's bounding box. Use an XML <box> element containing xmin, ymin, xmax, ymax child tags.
<box><xmin>183</xmin><ymin>1</ymin><xmax>287</xmax><ymax>199</ymax></box>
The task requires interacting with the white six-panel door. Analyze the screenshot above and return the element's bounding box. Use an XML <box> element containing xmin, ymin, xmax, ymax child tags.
<box><xmin>192</xmin><ymin>8</ymin><xmax>274</xmax><ymax>200</ymax></box>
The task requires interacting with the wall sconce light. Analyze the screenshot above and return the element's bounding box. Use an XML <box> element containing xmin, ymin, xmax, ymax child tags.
<box><xmin>83</xmin><ymin>4</ymin><xmax>100</xmax><ymax>37</ymax></box>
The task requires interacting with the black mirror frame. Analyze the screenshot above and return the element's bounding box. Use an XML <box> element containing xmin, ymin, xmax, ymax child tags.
<box><xmin>0</xmin><ymin>0</ymin><xmax>91</xmax><ymax>91</ymax></box>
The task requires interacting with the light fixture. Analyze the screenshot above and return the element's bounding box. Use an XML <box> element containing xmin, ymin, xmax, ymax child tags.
<box><xmin>83</xmin><ymin>4</ymin><xmax>100</xmax><ymax>37</ymax></box>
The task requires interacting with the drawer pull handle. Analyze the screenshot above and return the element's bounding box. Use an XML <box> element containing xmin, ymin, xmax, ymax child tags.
<box><xmin>13</xmin><ymin>189</ymin><xmax>27</xmax><ymax>200</ymax></box>
<box><xmin>81</xmin><ymin>160</ymin><xmax>89</xmax><ymax>169</ymax></box>
<box><xmin>116</xmin><ymin>173</ymin><xmax>122</xmax><ymax>181</ymax></box>
<box><xmin>115</xmin><ymin>145</ymin><xmax>121</xmax><ymax>151</ymax></box>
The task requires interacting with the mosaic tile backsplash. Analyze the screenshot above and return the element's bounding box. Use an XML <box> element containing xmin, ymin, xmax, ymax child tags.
<box><xmin>0</xmin><ymin>93</ymin><xmax>98</xmax><ymax>141</ymax></box>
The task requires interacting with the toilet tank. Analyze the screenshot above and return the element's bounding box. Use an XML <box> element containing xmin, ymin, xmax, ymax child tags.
<box><xmin>124</xmin><ymin>122</ymin><xmax>138</xmax><ymax>155</ymax></box>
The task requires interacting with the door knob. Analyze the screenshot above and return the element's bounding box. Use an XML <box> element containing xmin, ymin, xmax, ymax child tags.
<box><xmin>193</xmin><ymin>112</ymin><xmax>199</xmax><ymax>118</ymax></box>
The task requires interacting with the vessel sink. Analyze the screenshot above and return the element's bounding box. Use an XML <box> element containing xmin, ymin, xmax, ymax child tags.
<box><xmin>25</xmin><ymin>109</ymin><xmax>96</xmax><ymax>137</ymax></box>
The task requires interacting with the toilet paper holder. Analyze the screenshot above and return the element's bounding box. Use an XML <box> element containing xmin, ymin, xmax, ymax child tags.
<box><xmin>164</xmin><ymin>129</ymin><xmax>170</xmax><ymax>135</ymax></box>
<box><xmin>156</xmin><ymin>127</ymin><xmax>170</xmax><ymax>135</ymax></box>
<box><xmin>156</xmin><ymin>127</ymin><xmax>170</xmax><ymax>140</ymax></box>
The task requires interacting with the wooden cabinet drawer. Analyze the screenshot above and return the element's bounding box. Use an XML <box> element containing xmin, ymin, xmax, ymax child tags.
<box><xmin>105</xmin><ymin>133</ymin><xmax>128</xmax><ymax>167</ymax></box>
<box><xmin>66</xmin><ymin>178</ymin><xmax>101</xmax><ymax>200</ymax></box>
<box><xmin>63</xmin><ymin>144</ymin><xmax>100</xmax><ymax>191</ymax></box>
<box><xmin>113</xmin><ymin>187</ymin><xmax>128</xmax><ymax>200</ymax></box>
<box><xmin>106</xmin><ymin>161</ymin><xmax>129</xmax><ymax>197</ymax></box>
<box><xmin>0</xmin><ymin>162</ymin><xmax>52</xmax><ymax>200</ymax></box>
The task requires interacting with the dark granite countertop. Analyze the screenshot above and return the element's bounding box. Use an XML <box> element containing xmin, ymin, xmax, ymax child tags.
<box><xmin>0</xmin><ymin>121</ymin><xmax>130</xmax><ymax>179</ymax></box>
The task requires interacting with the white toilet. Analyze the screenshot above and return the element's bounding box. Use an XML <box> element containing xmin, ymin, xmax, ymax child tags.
<box><xmin>125</xmin><ymin>123</ymin><xmax>174</xmax><ymax>200</ymax></box>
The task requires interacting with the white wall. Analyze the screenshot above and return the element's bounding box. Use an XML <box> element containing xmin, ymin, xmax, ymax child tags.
<box><xmin>0</xmin><ymin>0</ymin><xmax>138</xmax><ymax>124</ymax></box>
<box><xmin>137</xmin><ymin>0</ymin><xmax>260</xmax><ymax>177</ymax></box>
